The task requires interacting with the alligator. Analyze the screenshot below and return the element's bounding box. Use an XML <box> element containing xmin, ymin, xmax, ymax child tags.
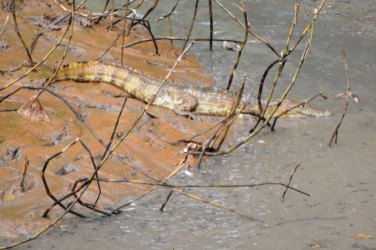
<box><xmin>55</xmin><ymin>61</ymin><xmax>331</xmax><ymax>118</ymax></box>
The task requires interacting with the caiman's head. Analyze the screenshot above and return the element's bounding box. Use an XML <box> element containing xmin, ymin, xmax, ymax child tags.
<box><xmin>243</xmin><ymin>99</ymin><xmax>332</xmax><ymax>118</ymax></box>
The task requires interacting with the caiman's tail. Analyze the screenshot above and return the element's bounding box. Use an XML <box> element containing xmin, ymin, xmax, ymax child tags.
<box><xmin>54</xmin><ymin>61</ymin><xmax>160</xmax><ymax>103</ymax></box>
<box><xmin>55</xmin><ymin>61</ymin><xmax>116</xmax><ymax>83</ymax></box>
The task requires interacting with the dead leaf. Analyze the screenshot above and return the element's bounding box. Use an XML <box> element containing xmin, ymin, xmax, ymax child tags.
<box><xmin>336</xmin><ymin>91</ymin><xmax>351</xmax><ymax>98</ymax></box>
<box><xmin>17</xmin><ymin>95</ymin><xmax>49</xmax><ymax>121</ymax></box>
<box><xmin>352</xmin><ymin>94</ymin><xmax>359</xmax><ymax>103</ymax></box>
<box><xmin>223</xmin><ymin>41</ymin><xmax>241</xmax><ymax>52</ymax></box>
<box><xmin>352</xmin><ymin>233</ymin><xmax>374</xmax><ymax>239</ymax></box>
<box><xmin>311</xmin><ymin>244</ymin><xmax>321</xmax><ymax>249</ymax></box>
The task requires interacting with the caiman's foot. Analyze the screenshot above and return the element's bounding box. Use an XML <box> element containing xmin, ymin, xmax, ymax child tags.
<box><xmin>173</xmin><ymin>108</ymin><xmax>199</xmax><ymax>120</ymax></box>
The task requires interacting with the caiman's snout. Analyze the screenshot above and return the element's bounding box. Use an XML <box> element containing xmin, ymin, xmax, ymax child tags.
<box><xmin>294</xmin><ymin>104</ymin><xmax>332</xmax><ymax>118</ymax></box>
<box><xmin>274</xmin><ymin>100</ymin><xmax>332</xmax><ymax>118</ymax></box>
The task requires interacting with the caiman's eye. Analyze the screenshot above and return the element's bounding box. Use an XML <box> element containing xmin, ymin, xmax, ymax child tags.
<box><xmin>299</xmin><ymin>103</ymin><xmax>308</xmax><ymax>108</ymax></box>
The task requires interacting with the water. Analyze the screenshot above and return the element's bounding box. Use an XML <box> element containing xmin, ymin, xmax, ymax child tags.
<box><xmin>15</xmin><ymin>1</ymin><xmax>376</xmax><ymax>249</ymax></box>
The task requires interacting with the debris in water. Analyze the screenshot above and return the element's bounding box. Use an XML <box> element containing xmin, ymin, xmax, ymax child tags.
<box><xmin>352</xmin><ymin>233</ymin><xmax>373</xmax><ymax>239</ymax></box>
<box><xmin>223</xmin><ymin>41</ymin><xmax>241</xmax><ymax>52</ymax></box>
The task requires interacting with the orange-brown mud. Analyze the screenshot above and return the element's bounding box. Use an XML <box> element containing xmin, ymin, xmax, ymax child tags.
<box><xmin>0</xmin><ymin>1</ymin><xmax>217</xmax><ymax>240</ymax></box>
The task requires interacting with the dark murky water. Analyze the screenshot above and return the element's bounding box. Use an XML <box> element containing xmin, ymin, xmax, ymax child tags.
<box><xmin>14</xmin><ymin>1</ymin><xmax>376</xmax><ymax>249</ymax></box>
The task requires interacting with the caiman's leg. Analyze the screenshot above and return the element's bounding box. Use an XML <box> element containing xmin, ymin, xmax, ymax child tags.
<box><xmin>172</xmin><ymin>93</ymin><xmax>199</xmax><ymax>120</ymax></box>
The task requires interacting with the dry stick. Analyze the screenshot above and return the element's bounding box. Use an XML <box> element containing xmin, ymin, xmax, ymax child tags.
<box><xmin>125</xmin><ymin>9</ymin><xmax>136</xmax><ymax>36</ymax></box>
<box><xmin>71</xmin><ymin>138</ymin><xmax>104</xmax><ymax>210</ymax></box>
<box><xmin>139</xmin><ymin>20</ymin><xmax>159</xmax><ymax>55</ymax></box>
<box><xmin>93</xmin><ymin>177</ymin><xmax>309</xmax><ymax>197</ymax></box>
<box><xmin>182</xmin><ymin>0</ymin><xmax>199</xmax><ymax>50</ymax></box>
<box><xmin>195</xmin><ymin>0</ymin><xmax>327</xmax><ymax>157</ymax></box>
<box><xmin>11</xmin><ymin>8</ymin><xmax>34</xmax><ymax>64</ymax></box>
<box><xmin>20</xmin><ymin>156</ymin><xmax>29</xmax><ymax>192</ymax></box>
<box><xmin>67</xmin><ymin>178</ymin><xmax>112</xmax><ymax>216</ymax></box>
<box><xmin>282</xmin><ymin>161</ymin><xmax>301</xmax><ymax>199</ymax></box>
<box><xmin>41</xmin><ymin>139</ymin><xmax>87</xmax><ymax>218</ymax></box>
<box><xmin>271</xmin><ymin>92</ymin><xmax>327</xmax><ymax>131</ymax></box>
<box><xmin>214</xmin><ymin>0</ymin><xmax>280</xmax><ymax>58</ymax></box>
<box><xmin>98</xmin><ymin>12</ymin><xmax>159</xmax><ymax>60</ymax></box>
<box><xmin>58</xmin><ymin>142</ymin><xmax>110</xmax><ymax>217</ymax></box>
<box><xmin>255</xmin><ymin>59</ymin><xmax>281</xmax><ymax>127</ymax></box>
<box><xmin>122</xmin><ymin>36</ymin><xmax>242</xmax><ymax>49</ymax></box>
<box><xmin>155</xmin><ymin>0</ymin><xmax>180</xmax><ymax>48</ymax></box>
<box><xmin>97</xmin><ymin>27</ymin><xmax>124</xmax><ymax>60</ymax></box>
<box><xmin>156</xmin><ymin>0</ymin><xmax>180</xmax><ymax>22</ymax></box>
<box><xmin>53</xmin><ymin>0</ymin><xmax>89</xmax><ymax>23</ymax></box>
<box><xmin>160</xmin><ymin>190</ymin><xmax>174</xmax><ymax>211</ymax></box>
<box><xmin>170</xmin><ymin>120</ymin><xmax>224</xmax><ymax>145</ymax></box>
<box><xmin>208</xmin><ymin>0</ymin><xmax>213</xmax><ymax>50</ymax></box>
<box><xmin>94</xmin><ymin>0</ymin><xmax>110</xmax><ymax>24</ymax></box>
<box><xmin>122</xmin><ymin>0</ymin><xmax>160</xmax><ymax>54</ymax></box>
<box><xmin>29</xmin><ymin>31</ymin><xmax>43</xmax><ymax>54</ymax></box>
<box><xmin>167</xmin><ymin>17</ymin><xmax>173</xmax><ymax>48</ymax></box>
<box><xmin>102</xmin><ymin>97</ymin><xmax>128</xmax><ymax>160</ymax></box>
<box><xmin>0</xmin><ymin>13</ymin><xmax>10</xmax><ymax>38</ymax></box>
<box><xmin>88</xmin><ymin>0</ymin><xmax>137</xmax><ymax>23</ymax></box>
<box><xmin>0</xmin><ymin>108</ymin><xmax>17</xmax><ymax>112</ymax></box>
<box><xmin>194</xmin><ymin>111</ymin><xmax>240</xmax><ymax>169</ymax></box>
<box><xmin>172</xmin><ymin>188</ymin><xmax>254</xmax><ymax>219</ymax></box>
<box><xmin>140</xmin><ymin>0</ymin><xmax>159</xmax><ymax>21</ymax></box>
<box><xmin>120</xmin><ymin>0</ymin><xmax>130</xmax><ymax>66</ymax></box>
<box><xmin>328</xmin><ymin>50</ymin><xmax>351</xmax><ymax>147</ymax></box>
<box><xmin>110</xmin><ymin>0</ymin><xmax>115</xmax><ymax>30</ymax></box>
<box><xmin>226</xmin><ymin>1</ymin><xmax>248</xmax><ymax>90</ymax></box>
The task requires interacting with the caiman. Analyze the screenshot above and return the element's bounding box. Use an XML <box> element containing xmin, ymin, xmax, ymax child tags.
<box><xmin>55</xmin><ymin>61</ymin><xmax>331</xmax><ymax>118</ymax></box>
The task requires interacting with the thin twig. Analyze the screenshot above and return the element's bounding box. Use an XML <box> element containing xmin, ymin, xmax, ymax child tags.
<box><xmin>11</xmin><ymin>8</ymin><xmax>34</xmax><ymax>64</ymax></box>
<box><xmin>328</xmin><ymin>50</ymin><xmax>351</xmax><ymax>147</ymax></box>
<box><xmin>208</xmin><ymin>0</ymin><xmax>213</xmax><ymax>50</ymax></box>
<box><xmin>122</xmin><ymin>36</ymin><xmax>242</xmax><ymax>49</ymax></box>
<box><xmin>226</xmin><ymin>1</ymin><xmax>248</xmax><ymax>90</ymax></box>
<box><xmin>0</xmin><ymin>13</ymin><xmax>10</xmax><ymax>39</ymax></box>
<box><xmin>282</xmin><ymin>161</ymin><xmax>301</xmax><ymax>199</ymax></box>
<box><xmin>182</xmin><ymin>0</ymin><xmax>199</xmax><ymax>50</ymax></box>
<box><xmin>20</xmin><ymin>156</ymin><xmax>29</xmax><ymax>192</ymax></box>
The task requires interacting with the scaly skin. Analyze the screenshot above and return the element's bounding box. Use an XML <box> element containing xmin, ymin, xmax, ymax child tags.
<box><xmin>55</xmin><ymin>61</ymin><xmax>331</xmax><ymax>118</ymax></box>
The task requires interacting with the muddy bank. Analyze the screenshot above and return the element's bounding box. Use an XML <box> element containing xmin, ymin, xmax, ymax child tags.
<box><xmin>0</xmin><ymin>0</ymin><xmax>215</xmax><ymax>240</ymax></box>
